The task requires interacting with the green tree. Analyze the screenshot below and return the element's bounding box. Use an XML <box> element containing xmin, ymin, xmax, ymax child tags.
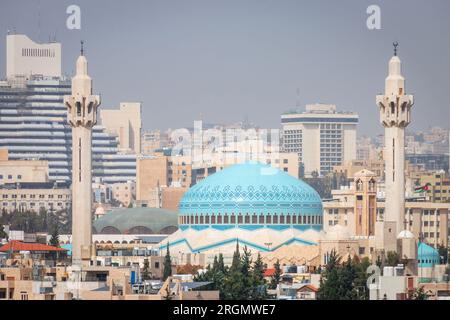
<box><xmin>0</xmin><ymin>225</ymin><xmax>7</xmax><ymax>239</ymax></box>
<box><xmin>338</xmin><ymin>256</ymin><xmax>356</xmax><ymax>300</ymax></box>
<box><xmin>142</xmin><ymin>258</ymin><xmax>151</xmax><ymax>280</ymax></box>
<box><xmin>353</xmin><ymin>257</ymin><xmax>370</xmax><ymax>300</ymax></box>
<box><xmin>251</xmin><ymin>252</ymin><xmax>267</xmax><ymax>299</ymax></box>
<box><xmin>49</xmin><ymin>224</ymin><xmax>60</xmax><ymax>247</ymax></box>
<box><xmin>252</xmin><ymin>252</ymin><xmax>265</xmax><ymax>284</ymax></box>
<box><xmin>317</xmin><ymin>250</ymin><xmax>341</xmax><ymax>300</ymax></box>
<box><xmin>411</xmin><ymin>286</ymin><xmax>430</xmax><ymax>300</ymax></box>
<box><xmin>222</xmin><ymin>242</ymin><xmax>246</xmax><ymax>300</ymax></box>
<box><xmin>163</xmin><ymin>243</ymin><xmax>172</xmax><ymax>281</ymax></box>
<box><xmin>269</xmin><ymin>259</ymin><xmax>282</xmax><ymax>289</ymax></box>
<box><xmin>437</xmin><ymin>244</ymin><xmax>448</xmax><ymax>264</ymax></box>
<box><xmin>386</xmin><ymin>251</ymin><xmax>400</xmax><ymax>266</ymax></box>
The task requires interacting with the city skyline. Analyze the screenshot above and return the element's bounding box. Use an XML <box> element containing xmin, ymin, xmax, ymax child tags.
<box><xmin>1</xmin><ymin>0</ymin><xmax>450</xmax><ymax>136</ymax></box>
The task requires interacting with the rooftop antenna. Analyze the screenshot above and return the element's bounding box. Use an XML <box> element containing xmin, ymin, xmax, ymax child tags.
<box><xmin>37</xmin><ymin>0</ymin><xmax>41</xmax><ymax>42</ymax></box>
<box><xmin>296</xmin><ymin>88</ymin><xmax>301</xmax><ymax>109</ymax></box>
<box><xmin>393</xmin><ymin>41</ymin><xmax>399</xmax><ymax>56</ymax></box>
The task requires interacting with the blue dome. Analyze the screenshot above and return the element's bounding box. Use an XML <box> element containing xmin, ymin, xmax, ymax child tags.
<box><xmin>418</xmin><ymin>242</ymin><xmax>440</xmax><ymax>267</ymax></box>
<box><xmin>179</xmin><ymin>161</ymin><xmax>323</xmax><ymax>228</ymax></box>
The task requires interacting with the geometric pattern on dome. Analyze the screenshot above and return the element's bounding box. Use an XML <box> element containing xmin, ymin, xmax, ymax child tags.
<box><xmin>179</xmin><ymin>162</ymin><xmax>322</xmax><ymax>216</ymax></box>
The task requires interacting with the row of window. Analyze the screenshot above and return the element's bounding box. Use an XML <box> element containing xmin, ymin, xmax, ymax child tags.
<box><xmin>2</xmin><ymin>194</ymin><xmax>68</xmax><ymax>199</ymax></box>
<box><xmin>2</xmin><ymin>202</ymin><xmax>68</xmax><ymax>207</ymax></box>
<box><xmin>21</xmin><ymin>48</ymin><xmax>56</xmax><ymax>57</ymax></box>
<box><xmin>0</xmin><ymin>174</ymin><xmax>22</xmax><ymax>180</ymax></box>
<box><xmin>180</xmin><ymin>214</ymin><xmax>322</xmax><ymax>225</ymax></box>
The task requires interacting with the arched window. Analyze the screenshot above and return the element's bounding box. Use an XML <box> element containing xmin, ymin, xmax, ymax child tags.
<box><xmin>195</xmin><ymin>215</ymin><xmax>199</xmax><ymax>224</ymax></box>
<box><xmin>223</xmin><ymin>214</ymin><xmax>228</xmax><ymax>224</ymax></box>
<box><xmin>252</xmin><ymin>214</ymin><xmax>257</xmax><ymax>224</ymax></box>
<box><xmin>200</xmin><ymin>215</ymin><xmax>204</xmax><ymax>224</ymax></box>
<box><xmin>212</xmin><ymin>215</ymin><xmax>216</xmax><ymax>224</ymax></box>
<box><xmin>286</xmin><ymin>215</ymin><xmax>291</xmax><ymax>224</ymax></box>
<box><xmin>280</xmin><ymin>215</ymin><xmax>285</xmax><ymax>224</ymax></box>
<box><xmin>292</xmin><ymin>215</ymin><xmax>297</xmax><ymax>224</ymax></box>
<box><xmin>205</xmin><ymin>215</ymin><xmax>210</xmax><ymax>224</ymax></box>
<box><xmin>259</xmin><ymin>214</ymin><xmax>264</xmax><ymax>224</ymax></box>
<box><xmin>266</xmin><ymin>215</ymin><xmax>272</xmax><ymax>224</ymax></box>
<box><xmin>273</xmin><ymin>215</ymin><xmax>278</xmax><ymax>224</ymax></box>
<box><xmin>231</xmin><ymin>214</ymin><xmax>236</xmax><ymax>224</ymax></box>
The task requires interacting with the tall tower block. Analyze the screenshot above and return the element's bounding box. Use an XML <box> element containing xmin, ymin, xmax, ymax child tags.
<box><xmin>64</xmin><ymin>43</ymin><xmax>101</xmax><ymax>265</ymax></box>
<box><xmin>376</xmin><ymin>43</ymin><xmax>414</xmax><ymax>235</ymax></box>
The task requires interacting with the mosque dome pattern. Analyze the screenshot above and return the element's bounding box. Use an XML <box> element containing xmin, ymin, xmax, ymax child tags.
<box><xmin>418</xmin><ymin>242</ymin><xmax>440</xmax><ymax>268</ymax></box>
<box><xmin>179</xmin><ymin>162</ymin><xmax>323</xmax><ymax>228</ymax></box>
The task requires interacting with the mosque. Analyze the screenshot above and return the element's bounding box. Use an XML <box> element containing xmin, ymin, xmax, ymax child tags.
<box><xmin>158</xmin><ymin>45</ymin><xmax>444</xmax><ymax>274</ymax></box>
<box><xmin>159</xmin><ymin>161</ymin><xmax>324</xmax><ymax>265</ymax></box>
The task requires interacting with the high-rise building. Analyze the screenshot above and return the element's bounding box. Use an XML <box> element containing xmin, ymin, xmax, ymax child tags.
<box><xmin>6</xmin><ymin>34</ymin><xmax>61</xmax><ymax>79</ymax></box>
<box><xmin>64</xmin><ymin>44</ymin><xmax>100</xmax><ymax>266</ymax></box>
<box><xmin>281</xmin><ymin>104</ymin><xmax>358</xmax><ymax>177</ymax></box>
<box><xmin>100</xmin><ymin>102</ymin><xmax>142</xmax><ymax>154</ymax></box>
<box><xmin>0</xmin><ymin>34</ymin><xmax>136</xmax><ymax>184</ymax></box>
<box><xmin>376</xmin><ymin>44</ymin><xmax>414</xmax><ymax>234</ymax></box>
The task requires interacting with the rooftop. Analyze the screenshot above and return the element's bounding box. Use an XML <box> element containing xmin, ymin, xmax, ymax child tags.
<box><xmin>0</xmin><ymin>240</ymin><xmax>67</xmax><ymax>252</ymax></box>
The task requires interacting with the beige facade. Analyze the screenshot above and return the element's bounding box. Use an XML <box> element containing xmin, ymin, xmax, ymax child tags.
<box><xmin>0</xmin><ymin>160</ymin><xmax>49</xmax><ymax>185</ymax></box>
<box><xmin>100</xmin><ymin>102</ymin><xmax>142</xmax><ymax>154</ymax></box>
<box><xmin>0</xmin><ymin>262</ymin><xmax>218</xmax><ymax>300</ymax></box>
<box><xmin>0</xmin><ymin>186</ymin><xmax>70</xmax><ymax>212</ymax></box>
<box><xmin>416</xmin><ymin>172</ymin><xmax>450</xmax><ymax>203</ymax></box>
<box><xmin>333</xmin><ymin>159</ymin><xmax>384</xmax><ymax>180</ymax></box>
<box><xmin>6</xmin><ymin>34</ymin><xmax>61</xmax><ymax>80</ymax></box>
<box><xmin>323</xmin><ymin>192</ymin><xmax>450</xmax><ymax>249</ymax></box>
<box><xmin>161</xmin><ymin>187</ymin><xmax>188</xmax><ymax>211</ymax></box>
<box><xmin>111</xmin><ymin>181</ymin><xmax>135</xmax><ymax>207</ymax></box>
<box><xmin>136</xmin><ymin>154</ymin><xmax>192</xmax><ymax>203</ymax></box>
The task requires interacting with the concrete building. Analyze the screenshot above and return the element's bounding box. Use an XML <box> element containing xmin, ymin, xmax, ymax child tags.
<box><xmin>100</xmin><ymin>102</ymin><xmax>142</xmax><ymax>154</ymax></box>
<box><xmin>0</xmin><ymin>149</ymin><xmax>49</xmax><ymax>184</ymax></box>
<box><xmin>0</xmin><ymin>181</ymin><xmax>70</xmax><ymax>213</ymax></box>
<box><xmin>0</xmin><ymin>34</ymin><xmax>136</xmax><ymax>184</ymax></box>
<box><xmin>141</xmin><ymin>130</ymin><xmax>171</xmax><ymax>155</ymax></box>
<box><xmin>415</xmin><ymin>172</ymin><xmax>450</xmax><ymax>203</ymax></box>
<box><xmin>281</xmin><ymin>104</ymin><xmax>358</xmax><ymax>177</ymax></box>
<box><xmin>333</xmin><ymin>159</ymin><xmax>384</xmax><ymax>180</ymax></box>
<box><xmin>376</xmin><ymin>44</ymin><xmax>414</xmax><ymax>235</ymax></box>
<box><xmin>6</xmin><ymin>34</ymin><xmax>61</xmax><ymax>79</ymax></box>
<box><xmin>322</xmin><ymin>173</ymin><xmax>450</xmax><ymax>250</ymax></box>
<box><xmin>64</xmin><ymin>44</ymin><xmax>100</xmax><ymax>266</ymax></box>
<box><xmin>111</xmin><ymin>181</ymin><xmax>135</xmax><ymax>207</ymax></box>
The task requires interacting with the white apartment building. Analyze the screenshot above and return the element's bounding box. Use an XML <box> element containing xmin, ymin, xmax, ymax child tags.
<box><xmin>281</xmin><ymin>104</ymin><xmax>358</xmax><ymax>177</ymax></box>
<box><xmin>100</xmin><ymin>102</ymin><xmax>142</xmax><ymax>154</ymax></box>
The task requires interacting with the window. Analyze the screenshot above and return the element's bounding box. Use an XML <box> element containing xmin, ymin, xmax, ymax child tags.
<box><xmin>17</xmin><ymin>175</ymin><xmax>22</xmax><ymax>180</ymax></box>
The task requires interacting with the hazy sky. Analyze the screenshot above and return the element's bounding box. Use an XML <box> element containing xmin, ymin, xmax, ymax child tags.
<box><xmin>1</xmin><ymin>0</ymin><xmax>449</xmax><ymax>136</ymax></box>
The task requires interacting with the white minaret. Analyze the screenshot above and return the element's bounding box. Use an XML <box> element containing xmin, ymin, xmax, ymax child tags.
<box><xmin>376</xmin><ymin>43</ymin><xmax>414</xmax><ymax>235</ymax></box>
<box><xmin>64</xmin><ymin>42</ymin><xmax>101</xmax><ymax>266</ymax></box>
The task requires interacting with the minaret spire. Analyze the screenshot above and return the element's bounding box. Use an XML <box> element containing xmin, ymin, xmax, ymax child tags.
<box><xmin>376</xmin><ymin>44</ymin><xmax>414</xmax><ymax>237</ymax></box>
<box><xmin>80</xmin><ymin>40</ymin><xmax>84</xmax><ymax>56</ymax></box>
<box><xmin>64</xmin><ymin>44</ymin><xmax>101</xmax><ymax>266</ymax></box>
